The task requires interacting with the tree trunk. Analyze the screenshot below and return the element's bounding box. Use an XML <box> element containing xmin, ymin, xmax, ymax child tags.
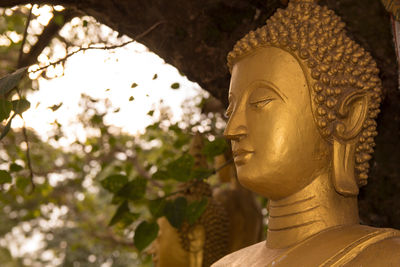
<box><xmin>2</xmin><ymin>0</ymin><xmax>400</xmax><ymax>229</ymax></box>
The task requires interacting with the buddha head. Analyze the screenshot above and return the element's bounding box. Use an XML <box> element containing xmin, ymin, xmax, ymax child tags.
<box><xmin>224</xmin><ymin>0</ymin><xmax>382</xmax><ymax>200</ymax></box>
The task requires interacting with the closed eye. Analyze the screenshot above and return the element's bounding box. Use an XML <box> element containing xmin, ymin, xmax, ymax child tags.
<box><xmin>250</xmin><ymin>98</ymin><xmax>273</xmax><ymax>108</ymax></box>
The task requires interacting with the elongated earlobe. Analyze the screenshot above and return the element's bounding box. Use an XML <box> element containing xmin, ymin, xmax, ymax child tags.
<box><xmin>333</xmin><ymin>139</ymin><xmax>359</xmax><ymax>196</ymax></box>
<box><xmin>332</xmin><ymin>92</ymin><xmax>369</xmax><ymax>196</ymax></box>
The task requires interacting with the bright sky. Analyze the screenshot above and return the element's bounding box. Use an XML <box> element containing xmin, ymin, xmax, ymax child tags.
<box><xmin>13</xmin><ymin>42</ymin><xmax>205</xmax><ymax>146</ymax></box>
<box><xmin>10</xmin><ymin>5</ymin><xmax>206</xmax><ymax>147</ymax></box>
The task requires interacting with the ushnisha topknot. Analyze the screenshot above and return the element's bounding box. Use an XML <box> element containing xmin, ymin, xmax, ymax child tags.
<box><xmin>227</xmin><ymin>0</ymin><xmax>382</xmax><ymax>186</ymax></box>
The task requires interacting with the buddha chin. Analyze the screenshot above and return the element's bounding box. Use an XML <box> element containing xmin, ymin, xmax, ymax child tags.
<box><xmin>235</xmin><ymin>155</ymin><xmax>330</xmax><ymax>201</ymax></box>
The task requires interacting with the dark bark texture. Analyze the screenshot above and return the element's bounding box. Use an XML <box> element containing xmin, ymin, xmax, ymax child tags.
<box><xmin>2</xmin><ymin>0</ymin><xmax>400</xmax><ymax>228</ymax></box>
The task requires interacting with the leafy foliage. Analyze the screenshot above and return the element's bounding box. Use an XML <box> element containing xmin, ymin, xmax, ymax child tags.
<box><xmin>0</xmin><ymin>170</ymin><xmax>12</xmax><ymax>184</ymax></box>
<box><xmin>0</xmin><ymin>5</ymin><xmax>230</xmax><ymax>266</ymax></box>
<box><xmin>186</xmin><ymin>198</ymin><xmax>208</xmax><ymax>225</ymax></box>
<box><xmin>170</xmin><ymin>82</ymin><xmax>180</xmax><ymax>89</ymax></box>
<box><xmin>0</xmin><ymin>99</ymin><xmax>12</xmax><ymax>121</ymax></box>
<box><xmin>203</xmin><ymin>137</ymin><xmax>229</xmax><ymax>159</ymax></box>
<box><xmin>164</xmin><ymin>197</ymin><xmax>188</xmax><ymax>228</ymax></box>
<box><xmin>101</xmin><ymin>174</ymin><xmax>128</xmax><ymax>193</ymax></box>
<box><xmin>0</xmin><ymin>85</ymin><xmax>228</xmax><ymax>266</ymax></box>
<box><xmin>0</xmin><ymin>67</ymin><xmax>27</xmax><ymax>96</ymax></box>
<box><xmin>116</xmin><ymin>177</ymin><xmax>147</xmax><ymax>201</ymax></box>
<box><xmin>134</xmin><ymin>221</ymin><xmax>159</xmax><ymax>252</ymax></box>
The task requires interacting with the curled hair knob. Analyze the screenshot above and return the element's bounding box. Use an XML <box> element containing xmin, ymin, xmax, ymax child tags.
<box><xmin>289</xmin><ymin>0</ymin><xmax>318</xmax><ymax>3</ymax></box>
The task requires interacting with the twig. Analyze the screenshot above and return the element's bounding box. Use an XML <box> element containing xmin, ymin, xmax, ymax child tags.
<box><xmin>128</xmin><ymin>155</ymin><xmax>151</xmax><ymax>179</ymax></box>
<box><xmin>158</xmin><ymin>189</ymin><xmax>185</xmax><ymax>200</ymax></box>
<box><xmin>155</xmin><ymin>158</ymin><xmax>234</xmax><ymax>200</ymax></box>
<box><xmin>19</xmin><ymin>9</ymin><xmax>79</xmax><ymax>68</ymax></box>
<box><xmin>128</xmin><ymin>155</ymin><xmax>164</xmax><ymax>188</ymax></box>
<box><xmin>29</xmin><ymin>20</ymin><xmax>167</xmax><ymax>73</ymax></box>
<box><xmin>22</xmin><ymin>121</ymin><xmax>35</xmax><ymax>193</ymax></box>
<box><xmin>17</xmin><ymin>5</ymin><xmax>33</xmax><ymax>68</ymax></box>
<box><xmin>16</xmin><ymin>6</ymin><xmax>35</xmax><ymax>193</ymax></box>
<box><xmin>212</xmin><ymin>158</ymin><xmax>234</xmax><ymax>175</ymax></box>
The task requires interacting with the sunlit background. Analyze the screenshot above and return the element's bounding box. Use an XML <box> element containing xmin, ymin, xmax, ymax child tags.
<box><xmin>14</xmin><ymin>6</ymin><xmax>207</xmax><ymax>146</ymax></box>
<box><xmin>1</xmin><ymin>4</ymin><xmax>219</xmax><ymax>267</ymax></box>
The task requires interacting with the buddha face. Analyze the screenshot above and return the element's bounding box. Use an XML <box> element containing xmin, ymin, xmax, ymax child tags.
<box><xmin>224</xmin><ymin>47</ymin><xmax>331</xmax><ymax>200</ymax></box>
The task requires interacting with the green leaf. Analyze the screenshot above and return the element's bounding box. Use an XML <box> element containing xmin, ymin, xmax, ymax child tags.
<box><xmin>16</xmin><ymin>176</ymin><xmax>29</xmax><ymax>191</ymax></box>
<box><xmin>0</xmin><ymin>67</ymin><xmax>27</xmax><ymax>96</ymax></box>
<box><xmin>0</xmin><ymin>170</ymin><xmax>12</xmax><ymax>184</ymax></box>
<box><xmin>0</xmin><ymin>116</ymin><xmax>13</xmax><ymax>140</ymax></box>
<box><xmin>134</xmin><ymin>221</ymin><xmax>159</xmax><ymax>252</ymax></box>
<box><xmin>149</xmin><ymin>198</ymin><xmax>166</xmax><ymax>218</ymax></box>
<box><xmin>147</xmin><ymin>110</ymin><xmax>154</xmax><ymax>116</ymax></box>
<box><xmin>151</xmin><ymin>170</ymin><xmax>169</xmax><ymax>180</ymax></box>
<box><xmin>117</xmin><ymin>177</ymin><xmax>147</xmax><ymax>201</ymax></box>
<box><xmin>170</xmin><ymin>82</ymin><xmax>180</xmax><ymax>89</ymax></box>
<box><xmin>48</xmin><ymin>103</ymin><xmax>63</xmax><ymax>111</ymax></box>
<box><xmin>186</xmin><ymin>198</ymin><xmax>208</xmax><ymax>225</ymax></box>
<box><xmin>146</xmin><ymin>122</ymin><xmax>160</xmax><ymax>130</ymax></box>
<box><xmin>129</xmin><ymin>96</ymin><xmax>134</xmax><ymax>101</ymax></box>
<box><xmin>203</xmin><ymin>138</ymin><xmax>228</xmax><ymax>159</ymax></box>
<box><xmin>109</xmin><ymin>201</ymin><xmax>130</xmax><ymax>226</ymax></box>
<box><xmin>83</xmin><ymin>20</ymin><xmax>88</xmax><ymax>27</ymax></box>
<box><xmin>120</xmin><ymin>212</ymin><xmax>140</xmax><ymax>227</ymax></box>
<box><xmin>165</xmin><ymin>197</ymin><xmax>187</xmax><ymax>228</ymax></box>
<box><xmin>101</xmin><ymin>174</ymin><xmax>128</xmax><ymax>193</ymax></box>
<box><xmin>166</xmin><ymin>154</ymin><xmax>194</xmax><ymax>182</ymax></box>
<box><xmin>54</xmin><ymin>14</ymin><xmax>65</xmax><ymax>26</ymax></box>
<box><xmin>131</xmin><ymin>82</ymin><xmax>138</xmax><ymax>88</ymax></box>
<box><xmin>0</xmin><ymin>99</ymin><xmax>12</xmax><ymax>121</ymax></box>
<box><xmin>152</xmin><ymin>74</ymin><xmax>158</xmax><ymax>80</ymax></box>
<box><xmin>173</xmin><ymin>133</ymin><xmax>190</xmax><ymax>149</ymax></box>
<box><xmin>90</xmin><ymin>114</ymin><xmax>103</xmax><ymax>125</ymax></box>
<box><xmin>111</xmin><ymin>194</ymin><xmax>124</xmax><ymax>205</ymax></box>
<box><xmin>191</xmin><ymin>168</ymin><xmax>214</xmax><ymax>180</ymax></box>
<box><xmin>11</xmin><ymin>99</ymin><xmax>30</xmax><ymax>115</ymax></box>
<box><xmin>9</xmin><ymin>163</ymin><xmax>23</xmax><ymax>172</ymax></box>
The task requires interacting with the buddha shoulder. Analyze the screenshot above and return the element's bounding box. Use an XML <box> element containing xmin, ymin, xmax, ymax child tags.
<box><xmin>346</xmin><ymin>234</ymin><xmax>400</xmax><ymax>266</ymax></box>
<box><xmin>211</xmin><ymin>241</ymin><xmax>286</xmax><ymax>267</ymax></box>
<box><xmin>212</xmin><ymin>225</ymin><xmax>400</xmax><ymax>267</ymax></box>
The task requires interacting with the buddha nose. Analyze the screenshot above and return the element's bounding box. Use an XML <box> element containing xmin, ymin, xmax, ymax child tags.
<box><xmin>224</xmin><ymin>111</ymin><xmax>248</xmax><ymax>141</ymax></box>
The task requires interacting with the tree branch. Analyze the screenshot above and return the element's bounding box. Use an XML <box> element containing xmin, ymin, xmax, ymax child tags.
<box><xmin>18</xmin><ymin>9</ymin><xmax>80</xmax><ymax>68</ymax></box>
<box><xmin>0</xmin><ymin>0</ymin><xmax>61</xmax><ymax>8</ymax></box>
<box><xmin>29</xmin><ymin>20</ymin><xmax>166</xmax><ymax>73</ymax></box>
<box><xmin>90</xmin><ymin>228</ymin><xmax>134</xmax><ymax>247</ymax></box>
<box><xmin>17</xmin><ymin>4</ymin><xmax>32</xmax><ymax>67</ymax></box>
<box><xmin>16</xmin><ymin>6</ymin><xmax>35</xmax><ymax>192</ymax></box>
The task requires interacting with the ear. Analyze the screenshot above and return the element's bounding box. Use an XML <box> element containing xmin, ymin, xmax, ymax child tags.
<box><xmin>332</xmin><ymin>92</ymin><xmax>369</xmax><ymax>196</ymax></box>
<box><xmin>335</xmin><ymin>91</ymin><xmax>369</xmax><ymax>141</ymax></box>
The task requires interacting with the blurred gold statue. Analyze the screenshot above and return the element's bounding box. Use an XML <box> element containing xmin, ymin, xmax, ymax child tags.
<box><xmin>213</xmin><ymin>0</ymin><xmax>400</xmax><ymax>266</ymax></box>
<box><xmin>150</xmin><ymin>180</ymin><xmax>228</xmax><ymax>267</ymax></box>
<box><xmin>149</xmin><ymin>135</ymin><xmax>263</xmax><ymax>267</ymax></box>
<box><xmin>150</xmin><ymin>179</ymin><xmax>263</xmax><ymax>267</ymax></box>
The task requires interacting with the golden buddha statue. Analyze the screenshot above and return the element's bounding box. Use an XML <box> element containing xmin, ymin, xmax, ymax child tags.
<box><xmin>213</xmin><ymin>0</ymin><xmax>400</xmax><ymax>266</ymax></box>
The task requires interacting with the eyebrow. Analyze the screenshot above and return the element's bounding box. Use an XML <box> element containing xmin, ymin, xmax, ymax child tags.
<box><xmin>246</xmin><ymin>79</ymin><xmax>287</xmax><ymax>101</ymax></box>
